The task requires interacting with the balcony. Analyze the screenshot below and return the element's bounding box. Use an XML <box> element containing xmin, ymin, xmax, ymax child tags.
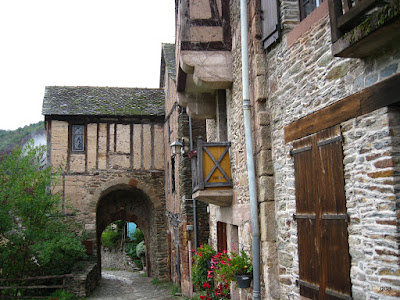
<box><xmin>328</xmin><ymin>0</ymin><xmax>400</xmax><ymax>57</ymax></box>
<box><xmin>191</xmin><ymin>139</ymin><xmax>233</xmax><ymax>207</ymax></box>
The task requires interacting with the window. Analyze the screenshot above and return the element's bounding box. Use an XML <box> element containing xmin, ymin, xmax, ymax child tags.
<box><xmin>293</xmin><ymin>126</ymin><xmax>351</xmax><ymax>299</ymax></box>
<box><xmin>299</xmin><ymin>0</ymin><xmax>323</xmax><ymax>20</ymax></box>
<box><xmin>71</xmin><ymin>125</ymin><xmax>85</xmax><ymax>152</ymax></box>
<box><xmin>171</xmin><ymin>155</ymin><xmax>176</xmax><ymax>194</ymax></box>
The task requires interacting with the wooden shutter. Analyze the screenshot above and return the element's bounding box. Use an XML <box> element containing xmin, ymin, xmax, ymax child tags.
<box><xmin>294</xmin><ymin>136</ymin><xmax>320</xmax><ymax>298</ymax></box>
<box><xmin>293</xmin><ymin>126</ymin><xmax>351</xmax><ymax>300</ymax></box>
<box><xmin>261</xmin><ymin>0</ymin><xmax>280</xmax><ymax>50</ymax></box>
<box><xmin>316</xmin><ymin>127</ymin><xmax>351</xmax><ymax>300</ymax></box>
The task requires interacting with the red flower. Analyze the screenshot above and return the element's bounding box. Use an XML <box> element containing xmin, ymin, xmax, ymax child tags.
<box><xmin>203</xmin><ymin>281</ymin><xmax>211</xmax><ymax>289</ymax></box>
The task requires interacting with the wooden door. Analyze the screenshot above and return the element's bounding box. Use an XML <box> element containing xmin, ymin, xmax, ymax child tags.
<box><xmin>293</xmin><ymin>126</ymin><xmax>351</xmax><ymax>300</ymax></box>
<box><xmin>217</xmin><ymin>222</ymin><xmax>227</xmax><ymax>253</ymax></box>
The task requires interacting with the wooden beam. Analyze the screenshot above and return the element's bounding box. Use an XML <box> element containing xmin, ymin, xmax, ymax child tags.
<box><xmin>284</xmin><ymin>73</ymin><xmax>400</xmax><ymax>143</ymax></box>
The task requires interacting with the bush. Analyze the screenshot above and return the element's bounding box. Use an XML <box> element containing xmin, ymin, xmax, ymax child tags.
<box><xmin>101</xmin><ymin>230</ymin><xmax>122</xmax><ymax>250</ymax></box>
<box><xmin>48</xmin><ymin>289</ymin><xmax>77</xmax><ymax>300</ymax></box>
<box><xmin>125</xmin><ymin>228</ymin><xmax>145</xmax><ymax>269</ymax></box>
<box><xmin>191</xmin><ymin>244</ymin><xmax>216</xmax><ymax>292</ymax></box>
<box><xmin>0</xmin><ymin>142</ymin><xmax>87</xmax><ymax>280</ymax></box>
<box><xmin>136</xmin><ymin>240</ymin><xmax>146</xmax><ymax>257</ymax></box>
<box><xmin>132</xmin><ymin>228</ymin><xmax>144</xmax><ymax>242</ymax></box>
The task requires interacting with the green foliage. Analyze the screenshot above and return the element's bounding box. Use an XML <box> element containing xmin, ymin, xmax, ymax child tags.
<box><xmin>125</xmin><ymin>228</ymin><xmax>145</xmax><ymax>269</ymax></box>
<box><xmin>191</xmin><ymin>244</ymin><xmax>216</xmax><ymax>292</ymax></box>
<box><xmin>151</xmin><ymin>277</ymin><xmax>161</xmax><ymax>285</ymax></box>
<box><xmin>101</xmin><ymin>230</ymin><xmax>122</xmax><ymax>250</ymax></box>
<box><xmin>0</xmin><ymin>142</ymin><xmax>87</xmax><ymax>281</ymax></box>
<box><xmin>132</xmin><ymin>227</ymin><xmax>144</xmax><ymax>242</ymax></box>
<box><xmin>0</xmin><ymin>121</ymin><xmax>44</xmax><ymax>157</ymax></box>
<box><xmin>171</xmin><ymin>283</ymin><xmax>181</xmax><ymax>296</ymax></box>
<box><xmin>48</xmin><ymin>289</ymin><xmax>77</xmax><ymax>300</ymax></box>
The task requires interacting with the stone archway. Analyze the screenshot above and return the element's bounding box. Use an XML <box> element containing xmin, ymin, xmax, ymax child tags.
<box><xmin>94</xmin><ymin>178</ymin><xmax>168</xmax><ymax>280</ymax></box>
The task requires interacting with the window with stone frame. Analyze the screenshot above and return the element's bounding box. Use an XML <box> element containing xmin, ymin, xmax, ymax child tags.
<box><xmin>71</xmin><ymin>124</ymin><xmax>85</xmax><ymax>152</ymax></box>
<box><xmin>299</xmin><ymin>0</ymin><xmax>324</xmax><ymax>20</ymax></box>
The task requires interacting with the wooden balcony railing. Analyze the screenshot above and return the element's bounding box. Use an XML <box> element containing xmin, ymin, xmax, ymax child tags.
<box><xmin>329</xmin><ymin>0</ymin><xmax>387</xmax><ymax>42</ymax></box>
<box><xmin>328</xmin><ymin>0</ymin><xmax>400</xmax><ymax>57</ymax></box>
<box><xmin>191</xmin><ymin>138</ymin><xmax>232</xmax><ymax>194</ymax></box>
<box><xmin>0</xmin><ymin>274</ymin><xmax>72</xmax><ymax>299</ymax></box>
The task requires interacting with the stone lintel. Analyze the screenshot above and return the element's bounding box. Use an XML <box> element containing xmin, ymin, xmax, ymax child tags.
<box><xmin>192</xmin><ymin>189</ymin><xmax>233</xmax><ymax>207</ymax></box>
<box><xmin>214</xmin><ymin>204</ymin><xmax>251</xmax><ymax>225</ymax></box>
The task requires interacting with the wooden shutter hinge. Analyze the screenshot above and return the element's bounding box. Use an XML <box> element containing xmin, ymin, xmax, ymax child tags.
<box><xmin>293</xmin><ymin>213</ymin><xmax>316</xmax><ymax>220</ymax></box>
<box><xmin>321</xmin><ymin>213</ymin><xmax>350</xmax><ymax>224</ymax></box>
<box><xmin>290</xmin><ymin>145</ymin><xmax>312</xmax><ymax>157</ymax></box>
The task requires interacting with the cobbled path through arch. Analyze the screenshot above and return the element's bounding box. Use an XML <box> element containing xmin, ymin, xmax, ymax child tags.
<box><xmin>88</xmin><ymin>270</ymin><xmax>184</xmax><ymax>300</ymax></box>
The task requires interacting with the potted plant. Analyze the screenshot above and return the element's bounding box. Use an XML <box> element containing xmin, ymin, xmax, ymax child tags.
<box><xmin>213</xmin><ymin>250</ymin><xmax>253</xmax><ymax>288</ymax></box>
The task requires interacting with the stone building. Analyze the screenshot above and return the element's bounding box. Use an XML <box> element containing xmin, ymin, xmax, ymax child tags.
<box><xmin>172</xmin><ymin>0</ymin><xmax>400</xmax><ymax>299</ymax></box>
<box><xmin>42</xmin><ymin>86</ymin><xmax>168</xmax><ymax>280</ymax></box>
<box><xmin>161</xmin><ymin>43</ymin><xmax>209</xmax><ymax>293</ymax></box>
<box><xmin>42</xmin><ymin>0</ymin><xmax>399</xmax><ymax>298</ymax></box>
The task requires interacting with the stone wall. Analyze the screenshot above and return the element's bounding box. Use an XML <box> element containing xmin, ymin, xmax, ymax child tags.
<box><xmin>342</xmin><ymin>107</ymin><xmax>400</xmax><ymax>299</ymax></box>
<box><xmin>163</xmin><ymin>58</ymin><xmax>209</xmax><ymax>296</ymax></box>
<box><xmin>66</xmin><ymin>261</ymin><xmax>99</xmax><ymax>298</ymax></box>
<box><xmin>264</xmin><ymin>1</ymin><xmax>400</xmax><ymax>299</ymax></box>
<box><xmin>101</xmin><ymin>247</ymin><xmax>139</xmax><ymax>271</ymax></box>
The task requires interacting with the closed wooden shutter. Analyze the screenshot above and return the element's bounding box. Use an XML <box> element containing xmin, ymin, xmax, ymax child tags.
<box><xmin>261</xmin><ymin>0</ymin><xmax>280</xmax><ymax>50</ymax></box>
<box><xmin>293</xmin><ymin>126</ymin><xmax>351</xmax><ymax>300</ymax></box>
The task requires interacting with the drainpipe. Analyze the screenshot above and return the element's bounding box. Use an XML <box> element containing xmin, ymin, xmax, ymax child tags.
<box><xmin>189</xmin><ymin>116</ymin><xmax>198</xmax><ymax>250</ymax></box>
<box><xmin>240</xmin><ymin>0</ymin><xmax>261</xmax><ymax>299</ymax></box>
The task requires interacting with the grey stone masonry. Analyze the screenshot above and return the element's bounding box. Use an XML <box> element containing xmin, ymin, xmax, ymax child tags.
<box><xmin>265</xmin><ymin>6</ymin><xmax>400</xmax><ymax>300</ymax></box>
<box><xmin>342</xmin><ymin>107</ymin><xmax>400</xmax><ymax>299</ymax></box>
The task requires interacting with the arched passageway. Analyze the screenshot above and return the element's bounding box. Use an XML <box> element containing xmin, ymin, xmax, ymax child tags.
<box><xmin>96</xmin><ymin>181</ymin><xmax>168</xmax><ymax>279</ymax></box>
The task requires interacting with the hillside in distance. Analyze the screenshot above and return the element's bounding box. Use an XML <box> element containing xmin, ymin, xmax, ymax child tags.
<box><xmin>0</xmin><ymin>121</ymin><xmax>46</xmax><ymax>157</ymax></box>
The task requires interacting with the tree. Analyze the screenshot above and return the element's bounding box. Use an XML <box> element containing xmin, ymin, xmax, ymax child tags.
<box><xmin>0</xmin><ymin>141</ymin><xmax>87</xmax><ymax>280</ymax></box>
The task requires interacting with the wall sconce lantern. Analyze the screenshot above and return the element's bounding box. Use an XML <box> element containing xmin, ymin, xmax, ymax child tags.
<box><xmin>170</xmin><ymin>139</ymin><xmax>184</xmax><ymax>155</ymax></box>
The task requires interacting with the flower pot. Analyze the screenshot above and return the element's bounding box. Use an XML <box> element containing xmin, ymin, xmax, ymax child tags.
<box><xmin>235</xmin><ymin>274</ymin><xmax>253</xmax><ymax>288</ymax></box>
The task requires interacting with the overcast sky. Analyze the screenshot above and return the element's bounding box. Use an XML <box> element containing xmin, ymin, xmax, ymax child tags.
<box><xmin>0</xmin><ymin>0</ymin><xmax>175</xmax><ymax>130</ymax></box>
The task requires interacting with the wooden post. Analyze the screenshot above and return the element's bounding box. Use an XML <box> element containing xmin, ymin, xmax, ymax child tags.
<box><xmin>328</xmin><ymin>0</ymin><xmax>344</xmax><ymax>43</ymax></box>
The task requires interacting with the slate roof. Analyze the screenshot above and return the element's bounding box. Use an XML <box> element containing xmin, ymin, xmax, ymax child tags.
<box><xmin>161</xmin><ymin>43</ymin><xmax>176</xmax><ymax>83</ymax></box>
<box><xmin>42</xmin><ymin>86</ymin><xmax>165</xmax><ymax>117</ymax></box>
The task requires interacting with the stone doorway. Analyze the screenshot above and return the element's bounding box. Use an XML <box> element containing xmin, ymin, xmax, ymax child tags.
<box><xmin>95</xmin><ymin>179</ymin><xmax>168</xmax><ymax>280</ymax></box>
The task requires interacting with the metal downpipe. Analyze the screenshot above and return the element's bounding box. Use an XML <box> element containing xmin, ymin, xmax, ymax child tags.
<box><xmin>240</xmin><ymin>0</ymin><xmax>261</xmax><ymax>299</ymax></box>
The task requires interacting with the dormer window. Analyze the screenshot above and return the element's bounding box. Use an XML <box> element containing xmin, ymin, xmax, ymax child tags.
<box><xmin>72</xmin><ymin>125</ymin><xmax>85</xmax><ymax>152</ymax></box>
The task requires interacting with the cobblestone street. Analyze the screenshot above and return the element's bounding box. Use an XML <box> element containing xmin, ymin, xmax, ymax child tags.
<box><xmin>88</xmin><ymin>270</ymin><xmax>183</xmax><ymax>300</ymax></box>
